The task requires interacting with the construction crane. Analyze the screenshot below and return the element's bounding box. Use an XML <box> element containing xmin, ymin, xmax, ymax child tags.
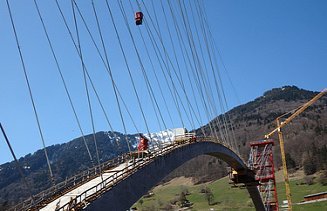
<box><xmin>265</xmin><ymin>88</ymin><xmax>327</xmax><ymax>211</ymax></box>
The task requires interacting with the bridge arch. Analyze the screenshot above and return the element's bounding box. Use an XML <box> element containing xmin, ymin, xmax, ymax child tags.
<box><xmin>85</xmin><ymin>142</ymin><xmax>264</xmax><ymax>210</ymax></box>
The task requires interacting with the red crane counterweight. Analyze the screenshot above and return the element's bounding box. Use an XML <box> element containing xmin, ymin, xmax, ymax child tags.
<box><xmin>135</xmin><ymin>12</ymin><xmax>143</xmax><ymax>25</ymax></box>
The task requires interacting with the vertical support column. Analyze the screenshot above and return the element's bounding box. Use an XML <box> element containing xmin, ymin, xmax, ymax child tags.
<box><xmin>248</xmin><ymin>140</ymin><xmax>279</xmax><ymax>211</ymax></box>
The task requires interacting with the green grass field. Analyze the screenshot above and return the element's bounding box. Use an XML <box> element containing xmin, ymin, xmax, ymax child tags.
<box><xmin>133</xmin><ymin>175</ymin><xmax>327</xmax><ymax>211</ymax></box>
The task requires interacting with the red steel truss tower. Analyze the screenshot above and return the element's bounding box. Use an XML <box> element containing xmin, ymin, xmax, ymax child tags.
<box><xmin>248</xmin><ymin>139</ymin><xmax>279</xmax><ymax>211</ymax></box>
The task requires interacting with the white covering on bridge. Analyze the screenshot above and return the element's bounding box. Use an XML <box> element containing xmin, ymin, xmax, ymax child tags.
<box><xmin>41</xmin><ymin>162</ymin><xmax>131</xmax><ymax>210</ymax></box>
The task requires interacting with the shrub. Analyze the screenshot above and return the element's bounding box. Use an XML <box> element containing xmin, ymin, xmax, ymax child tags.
<box><xmin>303</xmin><ymin>176</ymin><xmax>314</xmax><ymax>185</ymax></box>
<box><xmin>203</xmin><ymin>186</ymin><xmax>214</xmax><ymax>205</ymax></box>
<box><xmin>303</xmin><ymin>156</ymin><xmax>317</xmax><ymax>175</ymax></box>
<box><xmin>180</xmin><ymin>186</ymin><xmax>190</xmax><ymax>195</ymax></box>
<box><xmin>318</xmin><ymin>171</ymin><xmax>327</xmax><ymax>186</ymax></box>
<box><xmin>163</xmin><ymin>203</ymin><xmax>173</xmax><ymax>210</ymax></box>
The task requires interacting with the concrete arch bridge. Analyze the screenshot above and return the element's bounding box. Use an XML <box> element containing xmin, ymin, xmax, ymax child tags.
<box><xmin>12</xmin><ymin>140</ymin><xmax>265</xmax><ymax>211</ymax></box>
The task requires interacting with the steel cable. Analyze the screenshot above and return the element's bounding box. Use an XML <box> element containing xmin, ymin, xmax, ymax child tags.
<box><xmin>33</xmin><ymin>0</ymin><xmax>94</xmax><ymax>164</ymax></box>
<box><xmin>6</xmin><ymin>0</ymin><xmax>55</xmax><ymax>186</ymax></box>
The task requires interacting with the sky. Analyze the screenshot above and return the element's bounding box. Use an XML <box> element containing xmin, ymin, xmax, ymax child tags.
<box><xmin>0</xmin><ymin>0</ymin><xmax>326</xmax><ymax>165</ymax></box>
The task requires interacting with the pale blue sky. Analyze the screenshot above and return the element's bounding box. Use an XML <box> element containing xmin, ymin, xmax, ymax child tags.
<box><xmin>0</xmin><ymin>0</ymin><xmax>326</xmax><ymax>164</ymax></box>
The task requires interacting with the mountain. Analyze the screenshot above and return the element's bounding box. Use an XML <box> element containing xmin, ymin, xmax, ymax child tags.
<box><xmin>0</xmin><ymin>86</ymin><xmax>326</xmax><ymax>209</ymax></box>
<box><xmin>165</xmin><ymin>86</ymin><xmax>327</xmax><ymax>183</ymax></box>
<box><xmin>217</xmin><ymin>85</ymin><xmax>326</xmax><ymax>167</ymax></box>
<box><xmin>0</xmin><ymin>131</ymin><xmax>138</xmax><ymax>209</ymax></box>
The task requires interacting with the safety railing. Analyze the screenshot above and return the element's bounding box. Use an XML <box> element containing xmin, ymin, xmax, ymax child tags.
<box><xmin>11</xmin><ymin>137</ymin><xmax>225</xmax><ymax>211</ymax></box>
<box><xmin>56</xmin><ymin>143</ymin><xmax>183</xmax><ymax>210</ymax></box>
<box><xmin>57</xmin><ymin>166</ymin><xmax>131</xmax><ymax>211</ymax></box>
<box><xmin>174</xmin><ymin>132</ymin><xmax>196</xmax><ymax>142</ymax></box>
<box><xmin>10</xmin><ymin>154</ymin><xmax>129</xmax><ymax>211</ymax></box>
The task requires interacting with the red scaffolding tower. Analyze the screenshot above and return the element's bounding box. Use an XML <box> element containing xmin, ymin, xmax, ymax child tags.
<box><xmin>248</xmin><ymin>139</ymin><xmax>278</xmax><ymax>211</ymax></box>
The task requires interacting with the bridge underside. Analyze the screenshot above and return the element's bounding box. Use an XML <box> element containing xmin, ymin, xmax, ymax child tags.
<box><xmin>85</xmin><ymin>142</ymin><xmax>265</xmax><ymax>211</ymax></box>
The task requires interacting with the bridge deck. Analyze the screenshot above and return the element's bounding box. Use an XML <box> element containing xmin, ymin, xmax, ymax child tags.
<box><xmin>41</xmin><ymin>162</ymin><xmax>130</xmax><ymax>210</ymax></box>
<box><xmin>44</xmin><ymin>144</ymin><xmax>174</xmax><ymax>210</ymax></box>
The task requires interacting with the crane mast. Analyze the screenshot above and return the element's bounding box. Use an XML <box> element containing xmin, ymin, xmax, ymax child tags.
<box><xmin>265</xmin><ymin>88</ymin><xmax>327</xmax><ymax>211</ymax></box>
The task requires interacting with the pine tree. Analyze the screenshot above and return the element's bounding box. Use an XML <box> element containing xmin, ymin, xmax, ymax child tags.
<box><xmin>303</xmin><ymin>151</ymin><xmax>317</xmax><ymax>175</ymax></box>
<box><xmin>285</xmin><ymin>153</ymin><xmax>296</xmax><ymax>169</ymax></box>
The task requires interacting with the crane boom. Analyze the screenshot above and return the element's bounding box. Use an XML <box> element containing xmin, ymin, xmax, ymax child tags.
<box><xmin>265</xmin><ymin>88</ymin><xmax>327</xmax><ymax>139</ymax></box>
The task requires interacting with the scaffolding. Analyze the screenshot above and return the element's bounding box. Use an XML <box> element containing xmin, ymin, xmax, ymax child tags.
<box><xmin>248</xmin><ymin>139</ymin><xmax>278</xmax><ymax>211</ymax></box>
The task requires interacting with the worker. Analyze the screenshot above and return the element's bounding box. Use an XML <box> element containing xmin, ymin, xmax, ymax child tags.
<box><xmin>138</xmin><ymin>133</ymin><xmax>149</xmax><ymax>151</ymax></box>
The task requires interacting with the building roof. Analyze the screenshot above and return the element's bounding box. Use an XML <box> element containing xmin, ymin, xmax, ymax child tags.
<box><xmin>304</xmin><ymin>191</ymin><xmax>327</xmax><ymax>198</ymax></box>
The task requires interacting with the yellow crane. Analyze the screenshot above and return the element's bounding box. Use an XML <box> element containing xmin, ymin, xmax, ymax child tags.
<box><xmin>265</xmin><ymin>88</ymin><xmax>327</xmax><ymax>211</ymax></box>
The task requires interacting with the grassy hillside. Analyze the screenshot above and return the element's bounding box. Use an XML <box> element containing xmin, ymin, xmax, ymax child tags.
<box><xmin>133</xmin><ymin>172</ymin><xmax>327</xmax><ymax>211</ymax></box>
